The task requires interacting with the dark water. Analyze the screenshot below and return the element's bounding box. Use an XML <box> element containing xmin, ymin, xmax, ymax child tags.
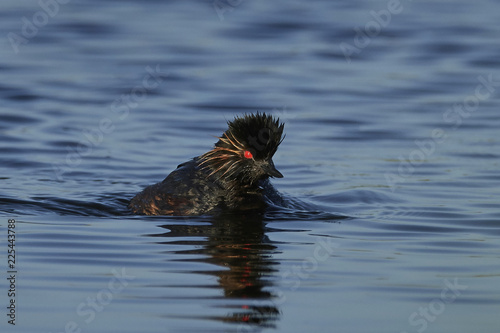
<box><xmin>1</xmin><ymin>0</ymin><xmax>499</xmax><ymax>332</ymax></box>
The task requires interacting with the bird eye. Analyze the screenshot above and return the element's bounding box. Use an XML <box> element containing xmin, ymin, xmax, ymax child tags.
<box><xmin>244</xmin><ymin>150</ymin><xmax>253</xmax><ymax>159</ymax></box>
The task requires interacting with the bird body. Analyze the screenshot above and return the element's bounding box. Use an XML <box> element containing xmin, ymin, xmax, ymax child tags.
<box><xmin>129</xmin><ymin>113</ymin><xmax>285</xmax><ymax>216</ymax></box>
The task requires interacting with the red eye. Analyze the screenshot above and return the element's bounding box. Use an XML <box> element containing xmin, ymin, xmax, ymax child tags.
<box><xmin>244</xmin><ymin>150</ymin><xmax>253</xmax><ymax>159</ymax></box>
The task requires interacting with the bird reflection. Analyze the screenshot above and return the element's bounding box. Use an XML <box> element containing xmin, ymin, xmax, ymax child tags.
<box><xmin>150</xmin><ymin>211</ymin><xmax>281</xmax><ymax>328</ymax></box>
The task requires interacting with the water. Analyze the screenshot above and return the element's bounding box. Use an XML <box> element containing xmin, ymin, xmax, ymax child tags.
<box><xmin>1</xmin><ymin>0</ymin><xmax>499</xmax><ymax>332</ymax></box>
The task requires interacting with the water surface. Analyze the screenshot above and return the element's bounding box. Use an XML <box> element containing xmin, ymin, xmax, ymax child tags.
<box><xmin>1</xmin><ymin>1</ymin><xmax>499</xmax><ymax>332</ymax></box>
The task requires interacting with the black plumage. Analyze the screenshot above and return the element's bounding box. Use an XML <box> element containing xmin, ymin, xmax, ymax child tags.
<box><xmin>129</xmin><ymin>113</ymin><xmax>285</xmax><ymax>216</ymax></box>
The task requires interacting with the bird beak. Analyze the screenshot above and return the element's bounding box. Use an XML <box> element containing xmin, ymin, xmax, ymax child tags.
<box><xmin>264</xmin><ymin>159</ymin><xmax>283</xmax><ymax>178</ymax></box>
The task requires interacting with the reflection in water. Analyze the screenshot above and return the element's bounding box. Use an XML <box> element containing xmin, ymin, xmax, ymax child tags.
<box><xmin>149</xmin><ymin>212</ymin><xmax>281</xmax><ymax>329</ymax></box>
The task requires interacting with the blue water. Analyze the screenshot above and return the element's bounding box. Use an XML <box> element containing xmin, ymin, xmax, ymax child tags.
<box><xmin>1</xmin><ymin>0</ymin><xmax>499</xmax><ymax>332</ymax></box>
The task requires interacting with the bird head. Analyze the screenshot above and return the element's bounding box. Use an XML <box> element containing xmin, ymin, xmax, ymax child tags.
<box><xmin>199</xmin><ymin>112</ymin><xmax>285</xmax><ymax>186</ymax></box>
